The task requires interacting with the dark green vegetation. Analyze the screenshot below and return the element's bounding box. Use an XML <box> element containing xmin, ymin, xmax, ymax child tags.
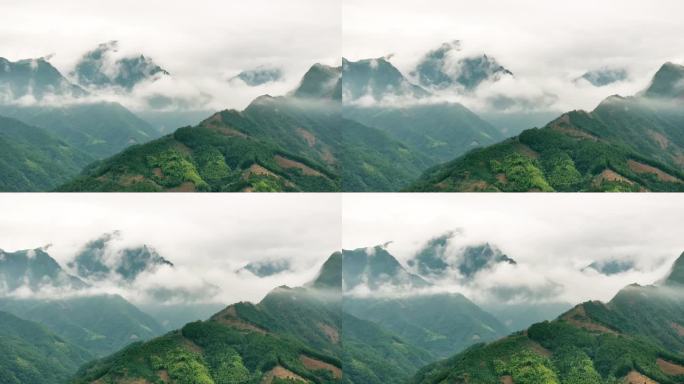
<box><xmin>410</xmin><ymin>62</ymin><xmax>684</xmax><ymax>192</ymax></box>
<box><xmin>0</xmin><ymin>116</ymin><xmax>93</xmax><ymax>191</ymax></box>
<box><xmin>71</xmin><ymin>252</ymin><xmax>435</xmax><ymax>384</ymax></box>
<box><xmin>341</xmin><ymin>246</ymin><xmax>509</xmax><ymax>358</ymax></box>
<box><xmin>0</xmin><ymin>102</ymin><xmax>160</xmax><ymax>159</ymax></box>
<box><xmin>411</xmin><ymin>253</ymin><xmax>684</xmax><ymax>384</ymax></box>
<box><xmin>0</xmin><ymin>311</ymin><xmax>92</xmax><ymax>384</ymax></box>
<box><xmin>0</xmin><ymin>295</ymin><xmax>166</xmax><ymax>357</ymax></box>
<box><xmin>59</xmin><ymin>64</ymin><xmax>343</xmax><ymax>192</ymax></box>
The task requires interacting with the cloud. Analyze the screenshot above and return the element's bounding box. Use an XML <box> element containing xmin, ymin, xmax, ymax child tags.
<box><xmin>0</xmin><ymin>194</ymin><xmax>341</xmax><ymax>306</ymax></box>
<box><xmin>342</xmin><ymin>194</ymin><xmax>684</xmax><ymax>304</ymax></box>
<box><xmin>0</xmin><ymin>0</ymin><xmax>341</xmax><ymax>110</ymax></box>
<box><xmin>343</xmin><ymin>0</ymin><xmax>684</xmax><ymax>114</ymax></box>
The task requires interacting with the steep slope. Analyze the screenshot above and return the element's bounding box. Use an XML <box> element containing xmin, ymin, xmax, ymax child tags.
<box><xmin>0</xmin><ymin>295</ymin><xmax>166</xmax><ymax>357</ymax></box>
<box><xmin>0</xmin><ymin>115</ymin><xmax>93</xmax><ymax>191</ymax></box>
<box><xmin>59</xmin><ymin>64</ymin><xmax>343</xmax><ymax>192</ymax></box>
<box><xmin>410</xmin><ymin>62</ymin><xmax>684</xmax><ymax>192</ymax></box>
<box><xmin>341</xmin><ymin>245</ymin><xmax>508</xmax><ymax>358</ymax></box>
<box><xmin>72</xmin><ymin>252</ymin><xmax>434</xmax><ymax>384</ymax></box>
<box><xmin>0</xmin><ymin>102</ymin><xmax>160</xmax><ymax>159</ymax></box>
<box><xmin>0</xmin><ymin>247</ymin><xmax>87</xmax><ymax>293</ymax></box>
<box><xmin>342</xmin><ymin>57</ymin><xmax>505</xmax><ymax>165</ymax></box>
<box><xmin>0</xmin><ymin>311</ymin><xmax>92</xmax><ymax>384</ymax></box>
<box><xmin>0</xmin><ymin>57</ymin><xmax>86</xmax><ymax>100</ymax></box>
<box><xmin>411</xmin><ymin>253</ymin><xmax>684</xmax><ymax>384</ymax></box>
<box><xmin>340</xmin><ymin>117</ymin><xmax>432</xmax><ymax>191</ymax></box>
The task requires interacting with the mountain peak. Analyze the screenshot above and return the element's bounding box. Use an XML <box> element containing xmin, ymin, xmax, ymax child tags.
<box><xmin>0</xmin><ymin>247</ymin><xmax>87</xmax><ymax>293</ymax></box>
<box><xmin>664</xmin><ymin>252</ymin><xmax>684</xmax><ymax>285</ymax></box>
<box><xmin>342</xmin><ymin>245</ymin><xmax>430</xmax><ymax>292</ymax></box>
<box><xmin>643</xmin><ymin>61</ymin><xmax>684</xmax><ymax>99</ymax></box>
<box><xmin>291</xmin><ymin>63</ymin><xmax>341</xmax><ymax>101</ymax></box>
<box><xmin>0</xmin><ymin>56</ymin><xmax>86</xmax><ymax>101</ymax></box>
<box><xmin>342</xmin><ymin>57</ymin><xmax>429</xmax><ymax>102</ymax></box>
<box><xmin>309</xmin><ymin>251</ymin><xmax>342</xmax><ymax>290</ymax></box>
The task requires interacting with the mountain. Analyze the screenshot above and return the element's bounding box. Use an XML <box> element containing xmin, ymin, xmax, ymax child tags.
<box><xmin>0</xmin><ymin>310</ymin><xmax>92</xmax><ymax>384</ymax></box>
<box><xmin>0</xmin><ymin>295</ymin><xmax>166</xmax><ymax>357</ymax></box>
<box><xmin>68</xmin><ymin>231</ymin><xmax>173</xmax><ymax>282</ymax></box>
<box><xmin>342</xmin><ymin>245</ymin><xmax>430</xmax><ymax>291</ymax></box>
<box><xmin>0</xmin><ymin>101</ymin><xmax>160</xmax><ymax>159</ymax></box>
<box><xmin>232</xmin><ymin>66</ymin><xmax>283</xmax><ymax>86</ymax></box>
<box><xmin>583</xmin><ymin>259</ymin><xmax>636</xmax><ymax>275</ymax></box>
<box><xmin>58</xmin><ymin>64</ymin><xmax>344</xmax><ymax>192</ymax></box>
<box><xmin>410</xmin><ymin>253</ymin><xmax>684</xmax><ymax>384</ymax></box>
<box><xmin>0</xmin><ymin>247</ymin><xmax>87</xmax><ymax>293</ymax></box>
<box><xmin>341</xmin><ymin>245</ymin><xmax>508</xmax><ymax>357</ymax></box>
<box><xmin>577</xmin><ymin>68</ymin><xmax>628</xmax><ymax>87</ymax></box>
<box><xmin>0</xmin><ymin>57</ymin><xmax>86</xmax><ymax>101</ymax></box>
<box><xmin>292</xmin><ymin>63</ymin><xmax>341</xmax><ymax>100</ymax></box>
<box><xmin>0</xmin><ymin>115</ymin><xmax>93</xmax><ymax>191</ymax></box>
<box><xmin>665</xmin><ymin>252</ymin><xmax>684</xmax><ymax>285</ymax></box>
<box><xmin>342</xmin><ymin>57</ymin><xmax>429</xmax><ymax>101</ymax></box>
<box><xmin>72</xmin><ymin>40</ymin><xmax>169</xmax><ymax>91</ymax></box>
<box><xmin>340</xmin><ymin>117</ymin><xmax>432</xmax><ymax>191</ymax></box>
<box><xmin>407</xmin><ymin>233</ymin><xmax>515</xmax><ymax>279</ymax></box>
<box><xmin>409</xmin><ymin>62</ymin><xmax>684</xmax><ymax>192</ymax></box>
<box><xmin>643</xmin><ymin>62</ymin><xmax>684</xmax><ymax>99</ymax></box>
<box><xmin>71</xmin><ymin>252</ymin><xmax>435</xmax><ymax>384</ymax></box>
<box><xmin>411</xmin><ymin>40</ymin><xmax>513</xmax><ymax>91</ymax></box>
<box><xmin>240</xmin><ymin>258</ymin><xmax>291</xmax><ymax>277</ymax></box>
<box><xmin>344</xmin><ymin>102</ymin><xmax>505</xmax><ymax>165</ymax></box>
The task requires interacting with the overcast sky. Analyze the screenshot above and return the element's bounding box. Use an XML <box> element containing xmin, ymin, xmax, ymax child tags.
<box><xmin>343</xmin><ymin>0</ymin><xmax>684</xmax><ymax>112</ymax></box>
<box><xmin>0</xmin><ymin>194</ymin><xmax>341</xmax><ymax>304</ymax></box>
<box><xmin>0</xmin><ymin>0</ymin><xmax>341</xmax><ymax>109</ymax></box>
<box><xmin>342</xmin><ymin>194</ymin><xmax>684</xmax><ymax>304</ymax></box>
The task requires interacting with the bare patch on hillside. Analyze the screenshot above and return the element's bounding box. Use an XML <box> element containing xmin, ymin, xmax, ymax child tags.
<box><xmin>157</xmin><ymin>370</ymin><xmax>169</xmax><ymax>383</ymax></box>
<box><xmin>500</xmin><ymin>375</ymin><xmax>514</xmax><ymax>384</ymax></box>
<box><xmin>648</xmin><ymin>130</ymin><xmax>670</xmax><ymax>149</ymax></box>
<box><xmin>528</xmin><ymin>341</ymin><xmax>552</xmax><ymax>357</ymax></box>
<box><xmin>299</xmin><ymin>355</ymin><xmax>342</xmax><ymax>379</ymax></box>
<box><xmin>261</xmin><ymin>366</ymin><xmax>308</xmax><ymax>384</ymax></box>
<box><xmin>275</xmin><ymin>155</ymin><xmax>322</xmax><ymax>176</ymax></box>
<box><xmin>671</xmin><ymin>322</ymin><xmax>684</xmax><ymax>336</ymax></box>
<box><xmin>119</xmin><ymin>174</ymin><xmax>146</xmax><ymax>186</ymax></box>
<box><xmin>317</xmin><ymin>323</ymin><xmax>339</xmax><ymax>344</ymax></box>
<box><xmin>657</xmin><ymin>358</ymin><xmax>684</xmax><ymax>375</ymax></box>
<box><xmin>562</xmin><ymin>304</ymin><xmax>617</xmax><ymax>335</ymax></box>
<box><xmin>211</xmin><ymin>305</ymin><xmax>268</xmax><ymax>335</ymax></box>
<box><xmin>515</xmin><ymin>143</ymin><xmax>540</xmax><ymax>159</ymax></box>
<box><xmin>168</xmin><ymin>182</ymin><xmax>196</xmax><ymax>192</ymax></box>
<box><xmin>627</xmin><ymin>160</ymin><xmax>680</xmax><ymax>183</ymax></box>
<box><xmin>296</xmin><ymin>128</ymin><xmax>317</xmax><ymax>147</ymax></box>
<box><xmin>242</xmin><ymin>164</ymin><xmax>278</xmax><ymax>180</ymax></box>
<box><xmin>548</xmin><ymin>114</ymin><xmax>598</xmax><ymax>141</ymax></box>
<box><xmin>623</xmin><ymin>370</ymin><xmax>658</xmax><ymax>384</ymax></box>
<box><xmin>593</xmin><ymin>169</ymin><xmax>634</xmax><ymax>186</ymax></box>
<box><xmin>459</xmin><ymin>180</ymin><xmax>491</xmax><ymax>192</ymax></box>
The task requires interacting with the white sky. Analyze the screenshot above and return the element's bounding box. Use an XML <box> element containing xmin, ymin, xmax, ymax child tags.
<box><xmin>0</xmin><ymin>0</ymin><xmax>341</xmax><ymax>109</ymax></box>
<box><xmin>0</xmin><ymin>194</ymin><xmax>341</xmax><ymax>304</ymax></box>
<box><xmin>342</xmin><ymin>194</ymin><xmax>684</xmax><ymax>304</ymax></box>
<box><xmin>343</xmin><ymin>0</ymin><xmax>684</xmax><ymax>112</ymax></box>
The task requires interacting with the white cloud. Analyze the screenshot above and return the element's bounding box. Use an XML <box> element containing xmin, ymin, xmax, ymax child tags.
<box><xmin>343</xmin><ymin>0</ymin><xmax>684</xmax><ymax>113</ymax></box>
<box><xmin>342</xmin><ymin>194</ymin><xmax>684</xmax><ymax>304</ymax></box>
<box><xmin>0</xmin><ymin>0</ymin><xmax>341</xmax><ymax>110</ymax></box>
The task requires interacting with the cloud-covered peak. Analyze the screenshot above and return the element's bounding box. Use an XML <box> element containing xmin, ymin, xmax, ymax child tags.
<box><xmin>71</xmin><ymin>40</ymin><xmax>170</xmax><ymax>91</ymax></box>
<box><xmin>576</xmin><ymin>68</ymin><xmax>629</xmax><ymax>87</ymax></box>
<box><xmin>291</xmin><ymin>62</ymin><xmax>341</xmax><ymax>100</ymax></box>
<box><xmin>411</xmin><ymin>40</ymin><xmax>513</xmax><ymax>92</ymax></box>
<box><xmin>68</xmin><ymin>231</ymin><xmax>173</xmax><ymax>283</ymax></box>
<box><xmin>0</xmin><ymin>247</ymin><xmax>87</xmax><ymax>294</ymax></box>
<box><xmin>342</xmin><ymin>57</ymin><xmax>429</xmax><ymax>103</ymax></box>
<box><xmin>664</xmin><ymin>252</ymin><xmax>684</xmax><ymax>285</ymax></box>
<box><xmin>643</xmin><ymin>61</ymin><xmax>684</xmax><ymax>99</ymax></box>
<box><xmin>407</xmin><ymin>231</ymin><xmax>516</xmax><ymax>281</ymax></box>
<box><xmin>0</xmin><ymin>56</ymin><xmax>86</xmax><ymax>103</ymax></box>
<box><xmin>582</xmin><ymin>259</ymin><xmax>636</xmax><ymax>276</ymax></box>
<box><xmin>342</xmin><ymin>245</ymin><xmax>430</xmax><ymax>293</ymax></box>
<box><xmin>230</xmin><ymin>66</ymin><xmax>283</xmax><ymax>86</ymax></box>
<box><xmin>239</xmin><ymin>258</ymin><xmax>291</xmax><ymax>277</ymax></box>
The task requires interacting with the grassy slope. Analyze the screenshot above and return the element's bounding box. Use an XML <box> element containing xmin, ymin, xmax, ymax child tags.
<box><xmin>0</xmin><ymin>311</ymin><xmax>92</xmax><ymax>384</ymax></box>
